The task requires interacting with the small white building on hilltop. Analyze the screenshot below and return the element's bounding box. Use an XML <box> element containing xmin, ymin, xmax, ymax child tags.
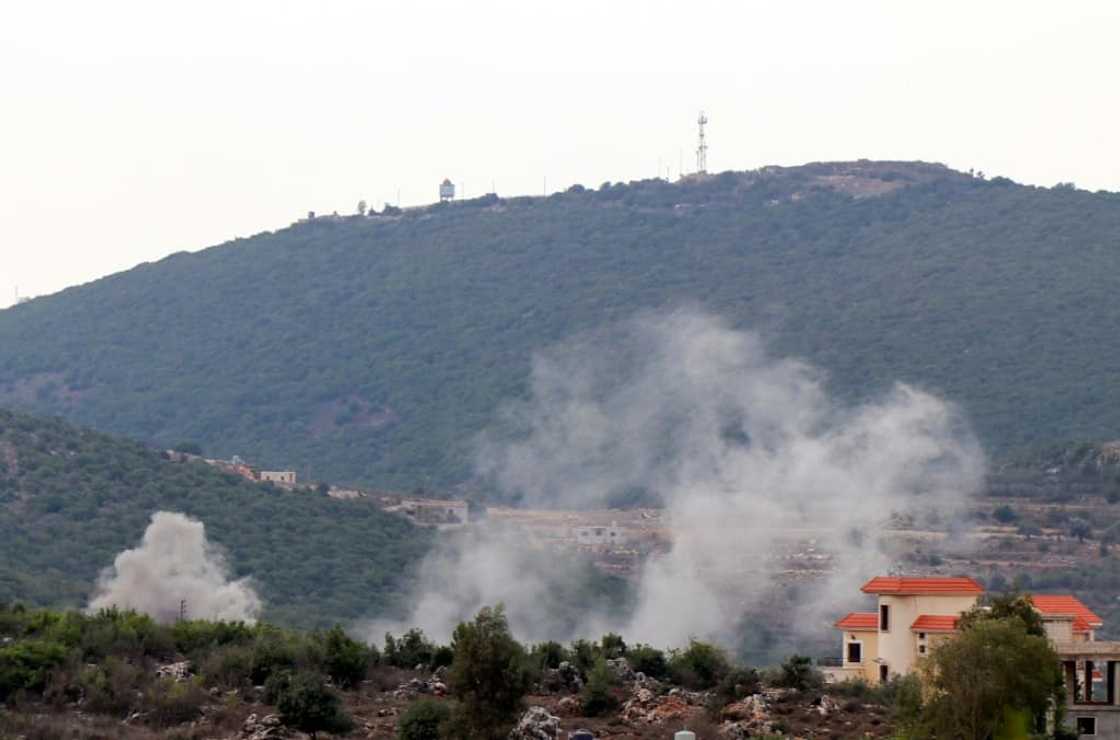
<box><xmin>259</xmin><ymin>470</ymin><xmax>297</xmax><ymax>486</ymax></box>
<box><xmin>572</xmin><ymin>522</ymin><xmax>624</xmax><ymax>547</ymax></box>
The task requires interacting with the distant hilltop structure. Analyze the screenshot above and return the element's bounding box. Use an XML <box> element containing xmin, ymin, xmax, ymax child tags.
<box><xmin>439</xmin><ymin>178</ymin><xmax>455</xmax><ymax>202</ymax></box>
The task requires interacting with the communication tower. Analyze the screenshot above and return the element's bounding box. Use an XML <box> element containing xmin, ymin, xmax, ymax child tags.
<box><xmin>439</xmin><ymin>178</ymin><xmax>455</xmax><ymax>202</ymax></box>
<box><xmin>696</xmin><ymin>111</ymin><xmax>709</xmax><ymax>174</ymax></box>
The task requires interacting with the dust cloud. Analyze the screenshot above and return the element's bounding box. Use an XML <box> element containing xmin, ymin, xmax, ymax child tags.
<box><xmin>87</xmin><ymin>511</ymin><xmax>262</xmax><ymax>624</ymax></box>
<box><xmin>374</xmin><ymin>309</ymin><xmax>984</xmax><ymax>648</ymax></box>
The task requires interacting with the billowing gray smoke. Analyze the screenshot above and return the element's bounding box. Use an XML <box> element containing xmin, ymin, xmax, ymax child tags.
<box><xmin>88</xmin><ymin>511</ymin><xmax>262</xmax><ymax>624</ymax></box>
<box><xmin>376</xmin><ymin>309</ymin><xmax>984</xmax><ymax>647</ymax></box>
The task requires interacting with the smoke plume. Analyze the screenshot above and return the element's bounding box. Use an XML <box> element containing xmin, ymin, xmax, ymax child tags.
<box><xmin>377</xmin><ymin>309</ymin><xmax>984</xmax><ymax>648</ymax></box>
<box><xmin>88</xmin><ymin>511</ymin><xmax>262</xmax><ymax>624</ymax></box>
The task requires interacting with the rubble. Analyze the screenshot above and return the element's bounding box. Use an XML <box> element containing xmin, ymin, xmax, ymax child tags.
<box><xmin>392</xmin><ymin>676</ymin><xmax>447</xmax><ymax>699</ymax></box>
<box><xmin>155</xmin><ymin>660</ymin><xmax>192</xmax><ymax>681</ymax></box>
<box><xmin>606</xmin><ymin>657</ymin><xmax>635</xmax><ymax>682</ymax></box>
<box><xmin>540</xmin><ymin>661</ymin><xmax>583</xmax><ymax>694</ymax></box>
<box><xmin>619</xmin><ymin>685</ymin><xmax>691</xmax><ymax>725</ymax></box>
<box><xmin>240</xmin><ymin>712</ymin><xmax>298</xmax><ymax>740</ymax></box>
<box><xmin>509</xmin><ymin>706</ymin><xmax>561</xmax><ymax>739</ymax></box>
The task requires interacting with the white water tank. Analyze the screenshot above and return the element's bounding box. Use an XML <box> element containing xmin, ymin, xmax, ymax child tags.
<box><xmin>674</xmin><ymin>732</ymin><xmax>697</xmax><ymax>740</ymax></box>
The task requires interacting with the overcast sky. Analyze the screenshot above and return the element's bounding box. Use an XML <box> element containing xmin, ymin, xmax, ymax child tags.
<box><xmin>2</xmin><ymin>1</ymin><xmax>1117</xmax><ymax>309</ymax></box>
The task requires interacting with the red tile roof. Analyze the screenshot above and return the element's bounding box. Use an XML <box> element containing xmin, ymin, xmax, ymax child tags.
<box><xmin>861</xmin><ymin>577</ymin><xmax>984</xmax><ymax>595</ymax></box>
<box><xmin>910</xmin><ymin>614</ymin><xmax>960</xmax><ymax>632</ymax></box>
<box><xmin>1030</xmin><ymin>595</ymin><xmax>1103</xmax><ymax>629</ymax></box>
<box><xmin>835</xmin><ymin>612</ymin><xmax>879</xmax><ymax>631</ymax></box>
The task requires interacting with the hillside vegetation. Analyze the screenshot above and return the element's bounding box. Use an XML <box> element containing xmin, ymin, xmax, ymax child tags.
<box><xmin>0</xmin><ymin>408</ymin><xmax>431</xmax><ymax>626</ymax></box>
<box><xmin>2</xmin><ymin>161</ymin><xmax>1120</xmax><ymax>488</ymax></box>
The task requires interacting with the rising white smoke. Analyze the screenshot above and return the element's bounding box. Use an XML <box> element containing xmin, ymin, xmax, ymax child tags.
<box><xmin>88</xmin><ymin>511</ymin><xmax>262</xmax><ymax>624</ymax></box>
<box><xmin>378</xmin><ymin>308</ymin><xmax>984</xmax><ymax>648</ymax></box>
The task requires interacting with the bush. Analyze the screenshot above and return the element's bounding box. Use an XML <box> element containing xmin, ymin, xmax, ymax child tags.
<box><xmin>625</xmin><ymin>644</ymin><xmax>668</xmax><ymax>680</ymax></box>
<box><xmin>268</xmin><ymin>670</ymin><xmax>354</xmax><ymax>737</ymax></box>
<box><xmin>581</xmin><ymin>657</ymin><xmax>618</xmax><ymax>717</ymax></box>
<box><xmin>772</xmin><ymin>655</ymin><xmax>823</xmax><ymax>692</ymax></box>
<box><xmin>713</xmin><ymin>666</ymin><xmax>761</xmax><ymax>708</ymax></box>
<box><xmin>0</xmin><ymin>639</ymin><xmax>69</xmax><ymax>700</ymax></box>
<box><xmin>320</xmin><ymin>626</ymin><xmax>370</xmax><ymax>688</ymax></box>
<box><xmin>250</xmin><ymin>631</ymin><xmax>299</xmax><ymax>685</ymax></box>
<box><xmin>668</xmin><ymin>640</ymin><xmax>730</xmax><ymax>690</ymax></box>
<box><xmin>143</xmin><ymin>677</ymin><xmax>209</xmax><ymax>728</ymax></box>
<box><xmin>200</xmin><ymin>643</ymin><xmax>255</xmax><ymax>689</ymax></box>
<box><xmin>384</xmin><ymin>629</ymin><xmax>439</xmax><ymax>669</ymax></box>
<box><xmin>398</xmin><ymin>698</ymin><xmax>452</xmax><ymax>740</ymax></box>
<box><xmin>568</xmin><ymin>639</ymin><xmax>599</xmax><ymax>677</ymax></box>
<box><xmin>77</xmin><ymin>656</ymin><xmax>144</xmax><ymax>716</ymax></box>
<box><xmin>599</xmin><ymin>633</ymin><xmax>626</xmax><ymax>660</ymax></box>
<box><xmin>529</xmin><ymin>641</ymin><xmax>569</xmax><ymax>671</ymax></box>
<box><xmin>446</xmin><ymin>606</ymin><xmax>531</xmax><ymax>740</ymax></box>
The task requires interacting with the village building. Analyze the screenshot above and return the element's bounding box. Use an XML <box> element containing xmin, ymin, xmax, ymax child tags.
<box><xmin>572</xmin><ymin>522</ymin><xmax>625</xmax><ymax>547</ymax></box>
<box><xmin>834</xmin><ymin>576</ymin><xmax>1120</xmax><ymax>738</ymax></box>
<box><xmin>259</xmin><ymin>470</ymin><xmax>297</xmax><ymax>486</ymax></box>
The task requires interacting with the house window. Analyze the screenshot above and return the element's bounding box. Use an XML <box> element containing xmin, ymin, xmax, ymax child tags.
<box><xmin>879</xmin><ymin>664</ymin><xmax>889</xmax><ymax>684</ymax></box>
<box><xmin>847</xmin><ymin>642</ymin><xmax>862</xmax><ymax>664</ymax></box>
<box><xmin>919</xmin><ymin>644</ymin><xmax>927</xmax><ymax>655</ymax></box>
<box><xmin>880</xmin><ymin>604</ymin><xmax>890</xmax><ymax>632</ymax></box>
<box><xmin>1076</xmin><ymin>716</ymin><xmax>1097</xmax><ymax>736</ymax></box>
<box><xmin>918</xmin><ymin>632</ymin><xmax>926</xmax><ymax>640</ymax></box>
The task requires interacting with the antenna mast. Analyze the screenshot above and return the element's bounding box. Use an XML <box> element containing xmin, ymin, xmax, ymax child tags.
<box><xmin>696</xmin><ymin>111</ymin><xmax>709</xmax><ymax>174</ymax></box>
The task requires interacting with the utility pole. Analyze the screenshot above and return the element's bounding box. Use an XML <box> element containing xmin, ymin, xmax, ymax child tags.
<box><xmin>178</xmin><ymin>599</ymin><xmax>187</xmax><ymax>622</ymax></box>
<box><xmin>696</xmin><ymin>111</ymin><xmax>709</xmax><ymax>174</ymax></box>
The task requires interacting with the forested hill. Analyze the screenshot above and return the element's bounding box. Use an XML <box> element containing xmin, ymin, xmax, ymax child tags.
<box><xmin>0</xmin><ymin>408</ymin><xmax>431</xmax><ymax>626</ymax></box>
<box><xmin>2</xmin><ymin>161</ymin><xmax>1120</xmax><ymax>488</ymax></box>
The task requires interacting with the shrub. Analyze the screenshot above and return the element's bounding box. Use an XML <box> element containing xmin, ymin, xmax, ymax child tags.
<box><xmin>625</xmin><ymin>644</ymin><xmax>668</xmax><ymax>680</ymax></box>
<box><xmin>269</xmin><ymin>670</ymin><xmax>354</xmax><ymax>738</ymax></box>
<box><xmin>581</xmin><ymin>657</ymin><xmax>618</xmax><ymax>717</ymax></box>
<box><xmin>0</xmin><ymin>639</ymin><xmax>69</xmax><ymax>700</ymax></box>
<box><xmin>446</xmin><ymin>606</ymin><xmax>531</xmax><ymax>739</ymax></box>
<box><xmin>668</xmin><ymin>640</ymin><xmax>730</xmax><ymax>690</ymax></box>
<box><xmin>77</xmin><ymin>656</ymin><xmax>144</xmax><ymax>716</ymax></box>
<box><xmin>143</xmin><ymin>677</ymin><xmax>209</xmax><ymax>728</ymax></box>
<box><xmin>320</xmin><ymin>626</ymin><xmax>370</xmax><ymax>688</ymax></box>
<box><xmin>529</xmin><ymin>641</ymin><xmax>569</xmax><ymax>671</ymax></box>
<box><xmin>384</xmin><ymin>629</ymin><xmax>438</xmax><ymax>669</ymax></box>
<box><xmin>712</xmin><ymin>666</ymin><xmax>761</xmax><ymax>708</ymax></box>
<box><xmin>773</xmin><ymin>655</ymin><xmax>823</xmax><ymax>692</ymax></box>
<box><xmin>568</xmin><ymin>639</ymin><xmax>599</xmax><ymax>677</ymax></box>
<box><xmin>172</xmin><ymin>619</ymin><xmax>256</xmax><ymax>656</ymax></box>
<box><xmin>250</xmin><ymin>631</ymin><xmax>299</xmax><ymax>685</ymax></box>
<box><xmin>398</xmin><ymin>698</ymin><xmax>452</xmax><ymax>740</ymax></box>
<box><xmin>200</xmin><ymin>643</ymin><xmax>255</xmax><ymax>689</ymax></box>
<box><xmin>599</xmin><ymin>633</ymin><xmax>626</xmax><ymax>660</ymax></box>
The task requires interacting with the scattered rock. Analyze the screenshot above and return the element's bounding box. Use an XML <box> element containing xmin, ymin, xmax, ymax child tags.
<box><xmin>509</xmin><ymin>706</ymin><xmax>561</xmax><ymax>739</ymax></box>
<box><xmin>540</xmin><ymin>662</ymin><xmax>584</xmax><ymax>694</ymax></box>
<box><xmin>156</xmin><ymin>660</ymin><xmax>192</xmax><ymax>681</ymax></box>
<box><xmin>240</xmin><ymin>712</ymin><xmax>292</xmax><ymax>740</ymax></box>
<box><xmin>606</xmin><ymin>657</ymin><xmax>635</xmax><ymax>682</ymax></box>
<box><xmin>556</xmin><ymin>696</ymin><xmax>580</xmax><ymax>716</ymax></box>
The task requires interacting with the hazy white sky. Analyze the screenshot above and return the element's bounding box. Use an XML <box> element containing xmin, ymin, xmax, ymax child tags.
<box><xmin>2</xmin><ymin>1</ymin><xmax>1117</xmax><ymax>309</ymax></box>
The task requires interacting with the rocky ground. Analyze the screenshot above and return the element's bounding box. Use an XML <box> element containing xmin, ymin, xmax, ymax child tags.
<box><xmin>0</xmin><ymin>659</ymin><xmax>895</xmax><ymax>740</ymax></box>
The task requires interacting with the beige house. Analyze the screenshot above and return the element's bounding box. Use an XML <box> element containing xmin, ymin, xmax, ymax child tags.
<box><xmin>259</xmin><ymin>470</ymin><xmax>297</xmax><ymax>485</ymax></box>
<box><xmin>834</xmin><ymin>576</ymin><xmax>1120</xmax><ymax>737</ymax></box>
<box><xmin>834</xmin><ymin>576</ymin><xmax>983</xmax><ymax>682</ymax></box>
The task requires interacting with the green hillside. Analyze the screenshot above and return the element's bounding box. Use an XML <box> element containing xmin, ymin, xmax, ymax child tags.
<box><xmin>2</xmin><ymin>161</ymin><xmax>1120</xmax><ymax>487</ymax></box>
<box><xmin>0</xmin><ymin>408</ymin><xmax>431</xmax><ymax>626</ymax></box>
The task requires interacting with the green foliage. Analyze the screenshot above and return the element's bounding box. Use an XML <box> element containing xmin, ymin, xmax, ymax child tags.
<box><xmin>580</xmin><ymin>657</ymin><xmax>618</xmax><ymax>717</ymax></box>
<box><xmin>268</xmin><ymin>669</ymin><xmax>354</xmax><ymax>737</ymax></box>
<box><xmin>920</xmin><ymin>618</ymin><xmax>1062</xmax><ymax>740</ymax></box>
<box><xmin>992</xmin><ymin>504</ymin><xmax>1018</xmax><ymax>524</ymax></box>
<box><xmin>668</xmin><ymin>639</ymin><xmax>730</xmax><ymax>690</ymax></box>
<box><xmin>384</xmin><ymin>628</ymin><xmax>439</xmax><ymax>669</ymax></box>
<box><xmin>319</xmin><ymin>625</ymin><xmax>370</xmax><ymax>688</ymax></box>
<box><xmin>712</xmin><ymin>666</ymin><xmax>761</xmax><ymax>708</ymax></box>
<box><xmin>0</xmin><ymin>408</ymin><xmax>433</xmax><ymax>628</ymax></box>
<box><xmin>0</xmin><ymin>639</ymin><xmax>69</xmax><ymax>700</ymax></box>
<box><xmin>599</xmin><ymin>632</ymin><xmax>626</xmax><ymax>660</ymax></box>
<box><xmin>4</xmin><ymin>163</ymin><xmax>1120</xmax><ymax>494</ymax></box>
<box><xmin>446</xmin><ymin>606</ymin><xmax>531</xmax><ymax>740</ymax></box>
<box><xmin>398</xmin><ymin>698</ymin><xmax>453</xmax><ymax>740</ymax></box>
<box><xmin>143</xmin><ymin>677</ymin><xmax>209</xmax><ymax>728</ymax></box>
<box><xmin>528</xmin><ymin>640</ymin><xmax>569</xmax><ymax>671</ymax></box>
<box><xmin>772</xmin><ymin>654</ymin><xmax>823</xmax><ymax>692</ymax></box>
<box><xmin>959</xmin><ymin>592</ymin><xmax>1046</xmax><ymax>637</ymax></box>
<box><xmin>625</xmin><ymin>643</ymin><xmax>668</xmax><ymax>680</ymax></box>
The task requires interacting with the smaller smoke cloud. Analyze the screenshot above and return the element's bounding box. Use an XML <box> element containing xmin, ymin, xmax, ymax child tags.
<box><xmin>88</xmin><ymin>511</ymin><xmax>262</xmax><ymax>624</ymax></box>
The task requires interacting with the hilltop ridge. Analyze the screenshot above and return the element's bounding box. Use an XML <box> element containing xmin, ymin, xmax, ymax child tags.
<box><xmin>2</xmin><ymin>160</ymin><xmax>1119</xmax><ymax>489</ymax></box>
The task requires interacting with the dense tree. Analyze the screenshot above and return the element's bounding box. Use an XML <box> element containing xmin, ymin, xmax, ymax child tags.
<box><xmin>920</xmin><ymin>618</ymin><xmax>1062</xmax><ymax>740</ymax></box>
<box><xmin>4</xmin><ymin>162</ymin><xmax>1120</xmax><ymax>492</ymax></box>
<box><xmin>446</xmin><ymin>605</ymin><xmax>531</xmax><ymax>739</ymax></box>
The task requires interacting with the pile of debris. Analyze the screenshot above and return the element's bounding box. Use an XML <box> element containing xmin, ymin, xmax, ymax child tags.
<box><xmin>509</xmin><ymin>706</ymin><xmax>561</xmax><ymax>739</ymax></box>
<box><xmin>538</xmin><ymin>661</ymin><xmax>583</xmax><ymax>694</ymax></box>
<box><xmin>619</xmin><ymin>686</ymin><xmax>701</xmax><ymax>725</ymax></box>
<box><xmin>239</xmin><ymin>713</ymin><xmax>297</xmax><ymax>740</ymax></box>
<box><xmin>718</xmin><ymin>693</ymin><xmax>774</xmax><ymax>737</ymax></box>
<box><xmin>391</xmin><ymin>674</ymin><xmax>448</xmax><ymax>700</ymax></box>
